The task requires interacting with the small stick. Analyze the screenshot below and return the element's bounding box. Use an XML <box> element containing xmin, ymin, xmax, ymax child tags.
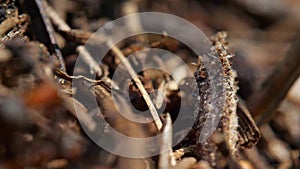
<box><xmin>45</xmin><ymin>2</ymin><xmax>70</xmax><ymax>31</ymax></box>
<box><xmin>247</xmin><ymin>35</ymin><xmax>300</xmax><ymax>125</ymax></box>
<box><xmin>76</xmin><ymin>45</ymin><xmax>102</xmax><ymax>77</ymax></box>
<box><xmin>46</xmin><ymin>1</ymin><xmax>104</xmax><ymax>45</ymax></box>
<box><xmin>46</xmin><ymin>1</ymin><xmax>104</xmax><ymax>79</ymax></box>
<box><xmin>122</xmin><ymin>1</ymin><xmax>143</xmax><ymax>33</ymax></box>
<box><xmin>24</xmin><ymin>0</ymin><xmax>66</xmax><ymax>71</ymax></box>
<box><xmin>156</xmin><ymin>79</ymin><xmax>167</xmax><ymax>109</ymax></box>
<box><xmin>108</xmin><ymin>40</ymin><xmax>163</xmax><ymax>130</ymax></box>
<box><xmin>158</xmin><ymin>114</ymin><xmax>174</xmax><ymax>169</ymax></box>
<box><xmin>121</xmin><ymin>1</ymin><xmax>148</xmax><ymax>44</ymax></box>
<box><xmin>55</xmin><ymin>69</ymin><xmax>104</xmax><ymax>85</ymax></box>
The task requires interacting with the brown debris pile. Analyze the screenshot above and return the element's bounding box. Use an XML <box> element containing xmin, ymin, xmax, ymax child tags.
<box><xmin>0</xmin><ymin>0</ymin><xmax>299</xmax><ymax>169</ymax></box>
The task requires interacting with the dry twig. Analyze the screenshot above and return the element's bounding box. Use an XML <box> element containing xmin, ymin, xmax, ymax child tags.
<box><xmin>108</xmin><ymin>40</ymin><xmax>163</xmax><ymax>130</ymax></box>
<box><xmin>159</xmin><ymin>114</ymin><xmax>174</xmax><ymax>169</ymax></box>
<box><xmin>24</xmin><ymin>0</ymin><xmax>66</xmax><ymax>71</ymax></box>
<box><xmin>247</xmin><ymin>35</ymin><xmax>300</xmax><ymax>125</ymax></box>
<box><xmin>76</xmin><ymin>45</ymin><xmax>103</xmax><ymax>77</ymax></box>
